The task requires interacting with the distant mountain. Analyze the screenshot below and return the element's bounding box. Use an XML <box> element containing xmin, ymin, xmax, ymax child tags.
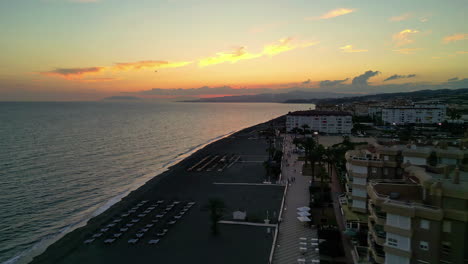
<box><xmin>182</xmin><ymin>90</ymin><xmax>354</xmax><ymax>103</ymax></box>
<box><xmin>183</xmin><ymin>87</ymin><xmax>468</xmax><ymax>104</ymax></box>
<box><xmin>313</xmin><ymin>88</ymin><xmax>468</xmax><ymax>105</ymax></box>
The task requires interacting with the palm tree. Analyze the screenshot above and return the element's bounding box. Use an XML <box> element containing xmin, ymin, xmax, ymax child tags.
<box><xmin>301</xmin><ymin>124</ymin><xmax>310</xmax><ymax>135</ymax></box>
<box><xmin>303</xmin><ymin>137</ymin><xmax>316</xmax><ymax>167</ymax></box>
<box><xmin>207</xmin><ymin>198</ymin><xmax>226</xmax><ymax>236</ymax></box>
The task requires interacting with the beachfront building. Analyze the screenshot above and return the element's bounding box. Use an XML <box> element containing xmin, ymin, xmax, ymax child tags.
<box><xmin>286</xmin><ymin>110</ymin><xmax>353</xmax><ymax>134</ymax></box>
<box><xmin>344</xmin><ymin>146</ymin><xmax>404</xmax><ymax>215</ymax></box>
<box><xmin>340</xmin><ymin>141</ymin><xmax>468</xmax><ymax>263</ymax></box>
<box><xmin>367</xmin><ymin>165</ymin><xmax>468</xmax><ymax>264</ymax></box>
<box><xmin>343</xmin><ymin>144</ymin><xmax>467</xmax><ymax>211</ymax></box>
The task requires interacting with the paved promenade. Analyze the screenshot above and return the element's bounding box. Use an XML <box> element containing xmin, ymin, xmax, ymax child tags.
<box><xmin>273</xmin><ymin>135</ymin><xmax>319</xmax><ymax>264</ymax></box>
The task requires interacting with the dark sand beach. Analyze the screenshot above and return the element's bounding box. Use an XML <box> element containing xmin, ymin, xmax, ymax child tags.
<box><xmin>31</xmin><ymin>117</ymin><xmax>285</xmax><ymax>264</ymax></box>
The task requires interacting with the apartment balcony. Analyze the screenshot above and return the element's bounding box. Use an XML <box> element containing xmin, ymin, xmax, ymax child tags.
<box><xmin>350</xmin><ymin>170</ymin><xmax>367</xmax><ymax>179</ymax></box>
<box><xmin>368</xmin><ymin>235</ymin><xmax>385</xmax><ymax>264</ymax></box>
<box><xmin>349</xmin><ymin>157</ymin><xmax>386</xmax><ymax>168</ymax></box>
<box><xmin>368</xmin><ymin>201</ymin><xmax>386</xmax><ymax>225</ymax></box>
<box><xmin>368</xmin><ymin>219</ymin><xmax>386</xmax><ymax>246</ymax></box>
<box><xmin>382</xmin><ymin>160</ymin><xmax>399</xmax><ymax>167</ymax></box>
<box><xmin>382</xmin><ymin>199</ymin><xmax>443</xmax><ymax>221</ymax></box>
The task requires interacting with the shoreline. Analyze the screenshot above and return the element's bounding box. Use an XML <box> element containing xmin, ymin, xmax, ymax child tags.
<box><xmin>8</xmin><ymin>129</ymin><xmax>239</xmax><ymax>264</ymax></box>
<box><xmin>29</xmin><ymin>115</ymin><xmax>285</xmax><ymax>264</ymax></box>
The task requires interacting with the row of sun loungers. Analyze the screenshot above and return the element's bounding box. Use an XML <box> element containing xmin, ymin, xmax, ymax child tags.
<box><xmin>297</xmin><ymin>237</ymin><xmax>320</xmax><ymax>263</ymax></box>
<box><xmin>84</xmin><ymin>200</ymin><xmax>196</xmax><ymax>246</ymax></box>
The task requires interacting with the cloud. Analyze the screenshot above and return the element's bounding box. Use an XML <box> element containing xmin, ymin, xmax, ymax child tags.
<box><xmin>319</xmin><ymin>78</ymin><xmax>349</xmax><ymax>88</ymax></box>
<box><xmin>456</xmin><ymin>51</ymin><xmax>468</xmax><ymax>54</ymax></box>
<box><xmin>262</xmin><ymin>37</ymin><xmax>318</xmax><ymax>56</ymax></box>
<box><xmin>393</xmin><ymin>48</ymin><xmax>421</xmax><ymax>54</ymax></box>
<box><xmin>352</xmin><ymin>70</ymin><xmax>380</xmax><ymax>86</ymax></box>
<box><xmin>393</xmin><ymin>29</ymin><xmax>419</xmax><ymax>47</ymax></box>
<box><xmin>114</xmin><ymin>60</ymin><xmax>192</xmax><ymax>70</ymax></box>
<box><xmin>448</xmin><ymin>77</ymin><xmax>459</xmax><ymax>82</ymax></box>
<box><xmin>443</xmin><ymin>33</ymin><xmax>468</xmax><ymax>44</ymax></box>
<box><xmin>39</xmin><ymin>67</ymin><xmax>106</xmax><ymax>80</ymax></box>
<box><xmin>302</xmin><ymin>79</ymin><xmax>311</xmax><ymax>84</ymax></box>
<box><xmin>389</xmin><ymin>13</ymin><xmax>412</xmax><ymax>22</ymax></box>
<box><xmin>384</xmin><ymin>74</ymin><xmax>417</xmax><ymax>82</ymax></box>
<box><xmin>306</xmin><ymin>8</ymin><xmax>356</xmax><ymax>20</ymax></box>
<box><xmin>339</xmin><ymin>45</ymin><xmax>368</xmax><ymax>53</ymax></box>
<box><xmin>199</xmin><ymin>46</ymin><xmax>262</xmax><ymax>67</ymax></box>
<box><xmin>198</xmin><ymin>38</ymin><xmax>319</xmax><ymax>66</ymax></box>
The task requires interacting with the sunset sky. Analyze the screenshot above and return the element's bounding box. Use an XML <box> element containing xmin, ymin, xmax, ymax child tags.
<box><xmin>1</xmin><ymin>0</ymin><xmax>467</xmax><ymax>100</ymax></box>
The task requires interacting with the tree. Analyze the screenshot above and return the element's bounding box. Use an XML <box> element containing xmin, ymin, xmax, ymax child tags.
<box><xmin>448</xmin><ymin>108</ymin><xmax>462</xmax><ymax>121</ymax></box>
<box><xmin>207</xmin><ymin>198</ymin><xmax>225</xmax><ymax>235</ymax></box>
<box><xmin>301</xmin><ymin>124</ymin><xmax>310</xmax><ymax>135</ymax></box>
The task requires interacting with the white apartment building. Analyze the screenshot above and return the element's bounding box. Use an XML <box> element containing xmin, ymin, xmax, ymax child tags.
<box><xmin>370</xmin><ymin>102</ymin><xmax>447</xmax><ymax>125</ymax></box>
<box><xmin>381</xmin><ymin>105</ymin><xmax>446</xmax><ymax>125</ymax></box>
<box><xmin>286</xmin><ymin>110</ymin><xmax>353</xmax><ymax>134</ymax></box>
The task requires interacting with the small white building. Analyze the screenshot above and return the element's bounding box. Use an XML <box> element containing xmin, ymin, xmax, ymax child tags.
<box><xmin>286</xmin><ymin>110</ymin><xmax>353</xmax><ymax>134</ymax></box>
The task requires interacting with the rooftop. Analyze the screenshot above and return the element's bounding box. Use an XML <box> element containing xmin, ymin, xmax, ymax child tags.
<box><xmin>370</xmin><ymin>181</ymin><xmax>424</xmax><ymax>202</ymax></box>
<box><xmin>287</xmin><ymin>110</ymin><xmax>352</xmax><ymax>117</ymax></box>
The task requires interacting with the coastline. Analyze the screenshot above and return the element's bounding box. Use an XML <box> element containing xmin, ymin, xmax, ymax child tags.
<box><xmin>8</xmin><ymin>129</ymin><xmax>239</xmax><ymax>264</ymax></box>
<box><xmin>29</xmin><ymin>115</ymin><xmax>285</xmax><ymax>264</ymax></box>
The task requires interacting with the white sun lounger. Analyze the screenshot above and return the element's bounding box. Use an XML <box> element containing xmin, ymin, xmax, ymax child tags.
<box><xmin>104</xmin><ymin>238</ymin><xmax>115</xmax><ymax>244</ymax></box>
<box><xmin>128</xmin><ymin>238</ymin><xmax>138</xmax><ymax>244</ymax></box>
<box><xmin>148</xmin><ymin>239</ymin><xmax>160</xmax><ymax>245</ymax></box>
<box><xmin>84</xmin><ymin>239</ymin><xmax>94</xmax><ymax>244</ymax></box>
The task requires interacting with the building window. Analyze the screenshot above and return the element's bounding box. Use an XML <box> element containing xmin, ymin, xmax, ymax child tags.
<box><xmin>442</xmin><ymin>241</ymin><xmax>451</xmax><ymax>255</ymax></box>
<box><xmin>420</xmin><ymin>219</ymin><xmax>430</xmax><ymax>229</ymax></box>
<box><xmin>372</xmin><ymin>167</ymin><xmax>377</xmax><ymax>173</ymax></box>
<box><xmin>387</xmin><ymin>237</ymin><xmax>398</xmax><ymax>247</ymax></box>
<box><xmin>383</xmin><ymin>168</ymin><xmax>389</xmax><ymax>175</ymax></box>
<box><xmin>384</xmin><ymin>155</ymin><xmax>389</xmax><ymax>161</ymax></box>
<box><xmin>419</xmin><ymin>241</ymin><xmax>429</xmax><ymax>251</ymax></box>
<box><xmin>443</xmin><ymin>221</ymin><xmax>451</xmax><ymax>233</ymax></box>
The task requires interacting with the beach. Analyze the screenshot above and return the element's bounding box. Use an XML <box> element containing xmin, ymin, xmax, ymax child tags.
<box><xmin>31</xmin><ymin>116</ymin><xmax>286</xmax><ymax>264</ymax></box>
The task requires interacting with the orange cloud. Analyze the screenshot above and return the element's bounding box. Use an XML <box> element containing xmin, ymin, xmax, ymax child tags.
<box><xmin>443</xmin><ymin>33</ymin><xmax>468</xmax><ymax>44</ymax></box>
<box><xmin>456</xmin><ymin>51</ymin><xmax>468</xmax><ymax>54</ymax></box>
<box><xmin>39</xmin><ymin>67</ymin><xmax>106</xmax><ymax>80</ymax></box>
<box><xmin>114</xmin><ymin>60</ymin><xmax>192</xmax><ymax>71</ymax></box>
<box><xmin>198</xmin><ymin>38</ymin><xmax>319</xmax><ymax>66</ymax></box>
<box><xmin>389</xmin><ymin>13</ymin><xmax>411</xmax><ymax>22</ymax></box>
<box><xmin>306</xmin><ymin>8</ymin><xmax>356</xmax><ymax>20</ymax></box>
<box><xmin>393</xmin><ymin>29</ymin><xmax>419</xmax><ymax>47</ymax></box>
<box><xmin>262</xmin><ymin>38</ymin><xmax>319</xmax><ymax>56</ymax></box>
<box><xmin>339</xmin><ymin>45</ymin><xmax>368</xmax><ymax>53</ymax></box>
<box><xmin>393</xmin><ymin>48</ymin><xmax>422</xmax><ymax>54</ymax></box>
<box><xmin>199</xmin><ymin>47</ymin><xmax>262</xmax><ymax>67</ymax></box>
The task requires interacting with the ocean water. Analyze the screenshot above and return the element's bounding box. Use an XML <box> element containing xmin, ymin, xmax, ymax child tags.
<box><xmin>0</xmin><ymin>102</ymin><xmax>311</xmax><ymax>263</ymax></box>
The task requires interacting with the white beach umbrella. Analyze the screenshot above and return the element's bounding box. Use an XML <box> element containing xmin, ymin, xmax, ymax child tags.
<box><xmin>297</xmin><ymin>206</ymin><xmax>311</xmax><ymax>211</ymax></box>
<box><xmin>297</xmin><ymin>211</ymin><xmax>311</xmax><ymax>217</ymax></box>
<box><xmin>297</xmin><ymin>216</ymin><xmax>311</xmax><ymax>222</ymax></box>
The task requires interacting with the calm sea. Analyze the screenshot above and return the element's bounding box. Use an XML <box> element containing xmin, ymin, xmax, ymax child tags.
<box><xmin>0</xmin><ymin>102</ymin><xmax>311</xmax><ymax>263</ymax></box>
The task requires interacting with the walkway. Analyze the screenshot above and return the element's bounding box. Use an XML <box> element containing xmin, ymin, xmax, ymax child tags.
<box><xmin>273</xmin><ymin>134</ymin><xmax>319</xmax><ymax>264</ymax></box>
